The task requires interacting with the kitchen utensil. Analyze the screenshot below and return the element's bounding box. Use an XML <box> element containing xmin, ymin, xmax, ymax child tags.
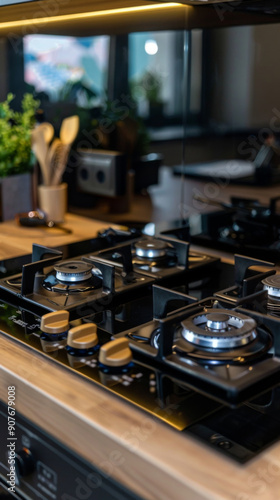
<box><xmin>50</xmin><ymin>143</ymin><xmax>71</xmax><ymax>186</ymax></box>
<box><xmin>45</xmin><ymin>115</ymin><xmax>79</xmax><ymax>185</ymax></box>
<box><xmin>36</xmin><ymin>122</ymin><xmax>54</xmax><ymax>145</ymax></box>
<box><xmin>31</xmin><ymin>127</ymin><xmax>50</xmax><ymax>185</ymax></box>
<box><xmin>59</xmin><ymin>115</ymin><xmax>79</xmax><ymax>145</ymax></box>
<box><xmin>45</xmin><ymin>138</ymin><xmax>63</xmax><ymax>184</ymax></box>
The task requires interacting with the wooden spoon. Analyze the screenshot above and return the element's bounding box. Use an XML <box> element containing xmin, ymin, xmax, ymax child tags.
<box><xmin>59</xmin><ymin>115</ymin><xmax>79</xmax><ymax>145</ymax></box>
<box><xmin>50</xmin><ymin>143</ymin><xmax>71</xmax><ymax>186</ymax></box>
<box><xmin>36</xmin><ymin>122</ymin><xmax>54</xmax><ymax>145</ymax></box>
<box><xmin>31</xmin><ymin>127</ymin><xmax>50</xmax><ymax>185</ymax></box>
<box><xmin>45</xmin><ymin>138</ymin><xmax>62</xmax><ymax>183</ymax></box>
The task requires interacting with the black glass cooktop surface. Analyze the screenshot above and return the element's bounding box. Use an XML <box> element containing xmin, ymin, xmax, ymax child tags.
<box><xmin>0</xmin><ymin>233</ymin><xmax>280</xmax><ymax>463</ymax></box>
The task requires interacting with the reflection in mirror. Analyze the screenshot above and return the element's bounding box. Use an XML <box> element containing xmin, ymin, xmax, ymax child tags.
<box><xmin>21</xmin><ymin>24</ymin><xmax>280</xmax><ymax>155</ymax></box>
<box><xmin>17</xmin><ymin>23</ymin><xmax>280</xmax><ymax>218</ymax></box>
<box><xmin>155</xmin><ymin>23</ymin><xmax>280</xmax><ymax>180</ymax></box>
<box><xmin>23</xmin><ymin>24</ymin><xmax>280</xmax><ymax>162</ymax></box>
<box><xmin>23</xmin><ymin>34</ymin><xmax>109</xmax><ymax>132</ymax></box>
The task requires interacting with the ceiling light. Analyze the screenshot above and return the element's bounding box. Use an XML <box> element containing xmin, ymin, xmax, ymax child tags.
<box><xmin>145</xmin><ymin>39</ymin><xmax>159</xmax><ymax>55</ymax></box>
<box><xmin>0</xmin><ymin>3</ymin><xmax>183</xmax><ymax>31</ymax></box>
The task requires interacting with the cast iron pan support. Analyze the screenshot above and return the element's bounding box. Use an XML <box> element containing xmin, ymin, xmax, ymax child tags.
<box><xmin>21</xmin><ymin>244</ymin><xmax>62</xmax><ymax>296</ymax></box>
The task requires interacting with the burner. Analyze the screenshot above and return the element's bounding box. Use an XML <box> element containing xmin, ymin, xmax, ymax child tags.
<box><xmin>93</xmin><ymin>230</ymin><xmax>214</xmax><ymax>280</ymax></box>
<box><xmin>181</xmin><ymin>309</ymin><xmax>258</xmax><ymax>349</ymax></box>
<box><xmin>262</xmin><ymin>275</ymin><xmax>280</xmax><ymax>298</ymax></box>
<box><xmin>54</xmin><ymin>261</ymin><xmax>93</xmax><ymax>282</ymax></box>
<box><xmin>42</xmin><ymin>260</ymin><xmax>103</xmax><ymax>294</ymax></box>
<box><xmin>172</xmin><ymin>307</ymin><xmax>273</xmax><ymax>365</ymax></box>
<box><xmin>132</xmin><ymin>237</ymin><xmax>178</xmax><ymax>271</ymax></box>
<box><xmin>134</xmin><ymin>239</ymin><xmax>168</xmax><ymax>259</ymax></box>
<box><xmin>262</xmin><ymin>274</ymin><xmax>280</xmax><ymax>314</ymax></box>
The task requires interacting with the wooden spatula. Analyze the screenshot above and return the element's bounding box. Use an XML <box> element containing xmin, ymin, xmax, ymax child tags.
<box><xmin>31</xmin><ymin>127</ymin><xmax>50</xmax><ymax>185</ymax></box>
<box><xmin>60</xmin><ymin>115</ymin><xmax>79</xmax><ymax>145</ymax></box>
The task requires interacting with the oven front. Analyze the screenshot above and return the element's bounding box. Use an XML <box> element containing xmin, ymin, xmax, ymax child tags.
<box><xmin>0</xmin><ymin>401</ymin><xmax>140</xmax><ymax>500</ymax></box>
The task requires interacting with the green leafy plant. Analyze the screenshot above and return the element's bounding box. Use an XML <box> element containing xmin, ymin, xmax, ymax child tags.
<box><xmin>0</xmin><ymin>93</ymin><xmax>40</xmax><ymax>177</ymax></box>
<box><xmin>130</xmin><ymin>70</ymin><xmax>163</xmax><ymax>105</ymax></box>
<box><xmin>90</xmin><ymin>98</ymin><xmax>150</xmax><ymax>157</ymax></box>
<box><xmin>58</xmin><ymin>79</ymin><xmax>98</xmax><ymax>108</ymax></box>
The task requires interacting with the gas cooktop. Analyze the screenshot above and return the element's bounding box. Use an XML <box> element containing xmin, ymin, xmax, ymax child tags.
<box><xmin>1</xmin><ymin>227</ymin><xmax>280</xmax><ymax>463</ymax></box>
<box><xmin>153</xmin><ymin>195</ymin><xmax>280</xmax><ymax>263</ymax></box>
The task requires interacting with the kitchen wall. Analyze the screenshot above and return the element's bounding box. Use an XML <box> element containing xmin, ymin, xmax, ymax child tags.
<box><xmin>1</xmin><ymin>20</ymin><xmax>280</xmax><ymax>170</ymax></box>
<box><xmin>206</xmin><ymin>23</ymin><xmax>280</xmax><ymax>131</ymax></box>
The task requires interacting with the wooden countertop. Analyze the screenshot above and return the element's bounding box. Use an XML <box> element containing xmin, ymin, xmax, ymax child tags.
<box><xmin>1</xmin><ymin>334</ymin><xmax>280</xmax><ymax>500</ymax></box>
<box><xmin>0</xmin><ymin>212</ymin><xmax>110</xmax><ymax>260</ymax></box>
<box><xmin>0</xmin><ymin>213</ymin><xmax>280</xmax><ymax>499</ymax></box>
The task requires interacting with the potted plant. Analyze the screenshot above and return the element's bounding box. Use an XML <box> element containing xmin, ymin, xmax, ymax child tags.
<box><xmin>0</xmin><ymin>93</ymin><xmax>39</xmax><ymax>220</ymax></box>
<box><xmin>130</xmin><ymin>70</ymin><xmax>165</xmax><ymax>122</ymax></box>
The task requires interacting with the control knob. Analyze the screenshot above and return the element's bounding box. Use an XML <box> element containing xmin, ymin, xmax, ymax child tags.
<box><xmin>15</xmin><ymin>448</ymin><xmax>35</xmax><ymax>478</ymax></box>
<box><xmin>99</xmin><ymin>338</ymin><xmax>132</xmax><ymax>368</ymax></box>
<box><xmin>40</xmin><ymin>310</ymin><xmax>69</xmax><ymax>335</ymax></box>
<box><xmin>67</xmin><ymin>323</ymin><xmax>98</xmax><ymax>350</ymax></box>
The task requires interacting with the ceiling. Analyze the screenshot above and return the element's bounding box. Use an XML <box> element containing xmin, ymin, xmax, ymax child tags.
<box><xmin>0</xmin><ymin>0</ymin><xmax>280</xmax><ymax>37</ymax></box>
<box><xmin>150</xmin><ymin>0</ymin><xmax>280</xmax><ymax>12</ymax></box>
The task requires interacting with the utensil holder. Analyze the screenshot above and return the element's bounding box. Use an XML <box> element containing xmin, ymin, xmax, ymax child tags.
<box><xmin>38</xmin><ymin>183</ymin><xmax>67</xmax><ymax>222</ymax></box>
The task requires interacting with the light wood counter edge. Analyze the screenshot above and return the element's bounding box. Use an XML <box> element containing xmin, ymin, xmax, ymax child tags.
<box><xmin>1</xmin><ymin>335</ymin><xmax>280</xmax><ymax>500</ymax></box>
<box><xmin>0</xmin><ymin>213</ymin><xmax>111</xmax><ymax>260</ymax></box>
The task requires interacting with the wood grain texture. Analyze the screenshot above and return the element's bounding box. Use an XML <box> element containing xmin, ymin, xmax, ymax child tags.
<box><xmin>1</xmin><ymin>334</ymin><xmax>280</xmax><ymax>500</ymax></box>
<box><xmin>0</xmin><ymin>213</ymin><xmax>110</xmax><ymax>259</ymax></box>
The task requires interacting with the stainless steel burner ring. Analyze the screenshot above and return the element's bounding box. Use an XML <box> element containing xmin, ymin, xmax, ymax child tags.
<box><xmin>262</xmin><ymin>275</ymin><xmax>280</xmax><ymax>298</ymax></box>
<box><xmin>134</xmin><ymin>239</ymin><xmax>168</xmax><ymax>259</ymax></box>
<box><xmin>181</xmin><ymin>308</ymin><xmax>257</xmax><ymax>349</ymax></box>
<box><xmin>54</xmin><ymin>261</ymin><xmax>93</xmax><ymax>282</ymax></box>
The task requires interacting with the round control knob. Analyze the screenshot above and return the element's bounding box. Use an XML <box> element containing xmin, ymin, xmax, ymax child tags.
<box><xmin>40</xmin><ymin>310</ymin><xmax>69</xmax><ymax>334</ymax></box>
<box><xmin>15</xmin><ymin>448</ymin><xmax>35</xmax><ymax>478</ymax></box>
<box><xmin>99</xmin><ymin>338</ymin><xmax>132</xmax><ymax>367</ymax></box>
<box><xmin>67</xmin><ymin>323</ymin><xmax>98</xmax><ymax>350</ymax></box>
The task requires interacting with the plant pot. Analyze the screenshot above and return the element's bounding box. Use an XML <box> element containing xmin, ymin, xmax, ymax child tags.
<box><xmin>0</xmin><ymin>172</ymin><xmax>34</xmax><ymax>221</ymax></box>
<box><xmin>132</xmin><ymin>153</ymin><xmax>163</xmax><ymax>193</ymax></box>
